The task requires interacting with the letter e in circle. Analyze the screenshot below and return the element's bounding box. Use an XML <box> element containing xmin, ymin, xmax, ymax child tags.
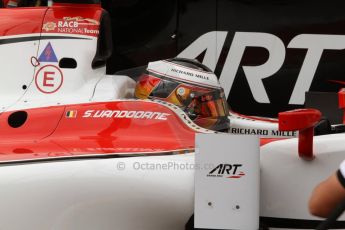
<box><xmin>35</xmin><ymin>65</ymin><xmax>63</xmax><ymax>94</ymax></box>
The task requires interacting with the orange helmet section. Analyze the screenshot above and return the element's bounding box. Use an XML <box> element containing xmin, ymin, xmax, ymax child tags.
<box><xmin>135</xmin><ymin>74</ymin><xmax>161</xmax><ymax>99</ymax></box>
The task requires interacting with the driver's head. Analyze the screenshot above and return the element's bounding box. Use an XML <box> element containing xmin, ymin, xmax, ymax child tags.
<box><xmin>135</xmin><ymin>58</ymin><xmax>230</xmax><ymax>131</ymax></box>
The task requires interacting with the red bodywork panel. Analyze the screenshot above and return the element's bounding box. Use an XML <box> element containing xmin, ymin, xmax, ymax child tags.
<box><xmin>0</xmin><ymin>101</ymin><xmax>197</xmax><ymax>163</ymax></box>
<box><xmin>0</xmin><ymin>100</ymin><xmax>290</xmax><ymax>163</ymax></box>
<box><xmin>0</xmin><ymin>8</ymin><xmax>46</xmax><ymax>36</ymax></box>
<box><xmin>42</xmin><ymin>4</ymin><xmax>102</xmax><ymax>37</ymax></box>
<box><xmin>0</xmin><ymin>4</ymin><xmax>101</xmax><ymax>38</ymax></box>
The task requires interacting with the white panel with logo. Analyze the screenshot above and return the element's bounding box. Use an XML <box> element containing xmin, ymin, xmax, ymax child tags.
<box><xmin>195</xmin><ymin>133</ymin><xmax>260</xmax><ymax>229</ymax></box>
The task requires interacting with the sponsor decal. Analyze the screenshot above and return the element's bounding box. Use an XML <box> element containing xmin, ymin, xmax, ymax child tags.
<box><xmin>82</xmin><ymin>110</ymin><xmax>170</xmax><ymax>120</ymax></box>
<box><xmin>38</xmin><ymin>42</ymin><xmax>58</xmax><ymax>63</ymax></box>
<box><xmin>63</xmin><ymin>16</ymin><xmax>100</xmax><ymax>26</ymax></box>
<box><xmin>42</xmin><ymin>22</ymin><xmax>57</xmax><ymax>32</ymax></box>
<box><xmin>179</xmin><ymin>31</ymin><xmax>345</xmax><ymax>105</ymax></box>
<box><xmin>42</xmin><ymin>16</ymin><xmax>99</xmax><ymax>35</ymax></box>
<box><xmin>177</xmin><ymin>87</ymin><xmax>186</xmax><ymax>96</ymax></box>
<box><xmin>207</xmin><ymin>164</ymin><xmax>245</xmax><ymax>179</ymax></box>
<box><xmin>171</xmin><ymin>68</ymin><xmax>209</xmax><ymax>80</ymax></box>
<box><xmin>229</xmin><ymin>127</ymin><xmax>296</xmax><ymax>137</ymax></box>
<box><xmin>35</xmin><ymin>65</ymin><xmax>63</xmax><ymax>94</ymax></box>
<box><xmin>66</xmin><ymin>110</ymin><xmax>77</xmax><ymax>118</ymax></box>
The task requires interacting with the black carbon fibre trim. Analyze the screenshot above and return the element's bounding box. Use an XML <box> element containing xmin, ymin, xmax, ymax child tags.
<box><xmin>0</xmin><ymin>149</ymin><xmax>194</xmax><ymax>166</ymax></box>
<box><xmin>337</xmin><ymin>169</ymin><xmax>345</xmax><ymax>188</ymax></box>
<box><xmin>260</xmin><ymin>216</ymin><xmax>345</xmax><ymax>229</ymax></box>
<box><xmin>0</xmin><ymin>35</ymin><xmax>90</xmax><ymax>45</ymax></box>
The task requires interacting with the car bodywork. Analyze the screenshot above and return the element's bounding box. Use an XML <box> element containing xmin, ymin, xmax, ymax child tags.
<box><xmin>0</xmin><ymin>2</ymin><xmax>345</xmax><ymax>230</ymax></box>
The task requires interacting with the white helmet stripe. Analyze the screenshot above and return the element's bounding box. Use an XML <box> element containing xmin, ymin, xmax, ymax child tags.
<box><xmin>147</xmin><ymin>60</ymin><xmax>220</xmax><ymax>88</ymax></box>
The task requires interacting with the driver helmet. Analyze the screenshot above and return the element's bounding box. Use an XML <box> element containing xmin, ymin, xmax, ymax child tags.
<box><xmin>135</xmin><ymin>58</ymin><xmax>230</xmax><ymax>131</ymax></box>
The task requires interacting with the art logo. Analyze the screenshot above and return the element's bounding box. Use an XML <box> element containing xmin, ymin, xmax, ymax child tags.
<box><xmin>207</xmin><ymin>164</ymin><xmax>245</xmax><ymax>179</ymax></box>
<box><xmin>179</xmin><ymin>31</ymin><xmax>345</xmax><ymax>105</ymax></box>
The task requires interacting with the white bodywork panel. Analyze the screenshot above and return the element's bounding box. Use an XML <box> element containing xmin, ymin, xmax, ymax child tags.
<box><xmin>0</xmin><ymin>34</ymin><xmax>136</xmax><ymax>112</ymax></box>
<box><xmin>92</xmin><ymin>74</ymin><xmax>136</xmax><ymax>102</ymax></box>
<box><xmin>1</xmin><ymin>134</ymin><xmax>345</xmax><ymax>229</ymax></box>
<box><xmin>195</xmin><ymin>134</ymin><xmax>260</xmax><ymax>230</ymax></box>
<box><xmin>261</xmin><ymin>133</ymin><xmax>345</xmax><ymax>223</ymax></box>
<box><xmin>0</xmin><ymin>154</ymin><xmax>195</xmax><ymax>230</ymax></box>
<box><xmin>0</xmin><ymin>35</ymin><xmax>39</xmax><ymax>112</ymax></box>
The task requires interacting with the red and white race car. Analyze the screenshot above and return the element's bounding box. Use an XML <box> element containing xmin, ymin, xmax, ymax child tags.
<box><xmin>0</xmin><ymin>1</ymin><xmax>345</xmax><ymax>230</ymax></box>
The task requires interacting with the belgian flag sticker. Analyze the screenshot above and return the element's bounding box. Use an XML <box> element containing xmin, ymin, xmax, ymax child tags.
<box><xmin>66</xmin><ymin>110</ymin><xmax>77</xmax><ymax>118</ymax></box>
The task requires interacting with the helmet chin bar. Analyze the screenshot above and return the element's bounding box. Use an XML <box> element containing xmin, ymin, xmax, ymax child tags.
<box><xmin>279</xmin><ymin>109</ymin><xmax>321</xmax><ymax>160</ymax></box>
